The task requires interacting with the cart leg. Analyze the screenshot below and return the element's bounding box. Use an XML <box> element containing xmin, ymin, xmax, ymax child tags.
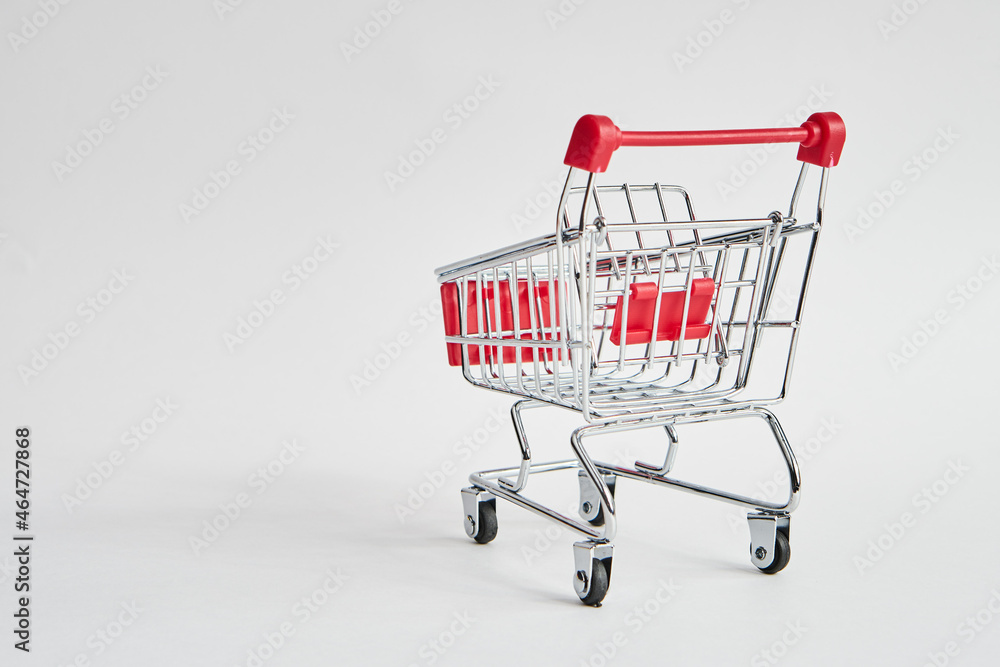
<box><xmin>461</xmin><ymin>487</ymin><xmax>497</xmax><ymax>544</ymax></box>
<box><xmin>748</xmin><ymin>512</ymin><xmax>791</xmax><ymax>574</ymax></box>
<box><xmin>752</xmin><ymin>407</ymin><xmax>802</xmax><ymax>514</ymax></box>
<box><xmin>573</xmin><ymin>541</ymin><xmax>613</xmax><ymax>606</ymax></box>
<box><xmin>570</xmin><ymin>425</ymin><xmax>617</xmax><ymax>543</ymax></box>
<box><xmin>498</xmin><ymin>399</ymin><xmax>540</xmax><ymax>493</ymax></box>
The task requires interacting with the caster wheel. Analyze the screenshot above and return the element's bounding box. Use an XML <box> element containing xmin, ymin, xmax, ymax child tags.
<box><xmin>579</xmin><ymin>473</ymin><xmax>615</xmax><ymax>527</ymax></box>
<box><xmin>584</xmin><ymin>505</ymin><xmax>605</xmax><ymax>527</ymax></box>
<box><xmin>752</xmin><ymin>531</ymin><xmax>790</xmax><ymax>574</ymax></box>
<box><xmin>576</xmin><ymin>558</ymin><xmax>610</xmax><ymax>606</ymax></box>
<box><xmin>470</xmin><ymin>502</ymin><xmax>497</xmax><ymax>544</ymax></box>
<box><xmin>584</xmin><ymin>500</ymin><xmax>609</xmax><ymax>527</ymax></box>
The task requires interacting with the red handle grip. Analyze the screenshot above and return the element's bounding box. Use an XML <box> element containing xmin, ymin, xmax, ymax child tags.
<box><xmin>564</xmin><ymin>112</ymin><xmax>845</xmax><ymax>173</ymax></box>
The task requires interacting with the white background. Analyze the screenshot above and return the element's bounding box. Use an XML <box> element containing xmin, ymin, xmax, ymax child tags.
<box><xmin>2</xmin><ymin>1</ymin><xmax>999</xmax><ymax>665</ymax></box>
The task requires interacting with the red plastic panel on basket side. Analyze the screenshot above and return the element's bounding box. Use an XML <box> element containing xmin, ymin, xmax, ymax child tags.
<box><xmin>609</xmin><ymin>279</ymin><xmax>715</xmax><ymax>346</ymax></box>
<box><xmin>441</xmin><ymin>280</ymin><xmax>560</xmax><ymax>367</ymax></box>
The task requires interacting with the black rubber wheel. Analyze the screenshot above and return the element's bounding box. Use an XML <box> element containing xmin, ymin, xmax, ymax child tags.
<box><xmin>754</xmin><ymin>532</ymin><xmax>790</xmax><ymax>574</ymax></box>
<box><xmin>585</xmin><ymin>504</ymin><xmax>605</xmax><ymax>527</ymax></box>
<box><xmin>578</xmin><ymin>559</ymin><xmax>610</xmax><ymax>607</ymax></box>
<box><xmin>472</xmin><ymin>502</ymin><xmax>498</xmax><ymax>544</ymax></box>
<box><xmin>582</xmin><ymin>478</ymin><xmax>615</xmax><ymax>527</ymax></box>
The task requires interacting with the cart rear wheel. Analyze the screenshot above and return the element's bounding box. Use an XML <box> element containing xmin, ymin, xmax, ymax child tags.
<box><xmin>752</xmin><ymin>531</ymin><xmax>790</xmax><ymax>574</ymax></box>
<box><xmin>583</xmin><ymin>501</ymin><xmax>607</xmax><ymax>527</ymax></box>
<box><xmin>576</xmin><ymin>558</ymin><xmax>610</xmax><ymax>606</ymax></box>
<box><xmin>471</xmin><ymin>502</ymin><xmax>497</xmax><ymax>544</ymax></box>
<box><xmin>579</xmin><ymin>473</ymin><xmax>616</xmax><ymax>527</ymax></box>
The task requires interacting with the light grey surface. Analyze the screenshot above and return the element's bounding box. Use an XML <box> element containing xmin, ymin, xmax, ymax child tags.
<box><xmin>2</xmin><ymin>1</ymin><xmax>999</xmax><ymax>665</ymax></box>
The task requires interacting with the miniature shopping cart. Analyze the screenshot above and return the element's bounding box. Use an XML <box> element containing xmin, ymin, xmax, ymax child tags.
<box><xmin>435</xmin><ymin>113</ymin><xmax>845</xmax><ymax>605</ymax></box>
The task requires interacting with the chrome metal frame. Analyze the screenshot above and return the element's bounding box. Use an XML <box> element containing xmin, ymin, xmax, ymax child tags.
<box><xmin>436</xmin><ymin>159</ymin><xmax>831</xmax><ymax>600</ymax></box>
<box><xmin>466</xmin><ymin>403</ymin><xmax>800</xmax><ymax>545</ymax></box>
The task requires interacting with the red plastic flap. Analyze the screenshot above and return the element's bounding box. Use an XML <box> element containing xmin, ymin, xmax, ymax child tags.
<box><xmin>441</xmin><ymin>280</ymin><xmax>560</xmax><ymax>366</ymax></box>
<box><xmin>609</xmin><ymin>278</ymin><xmax>715</xmax><ymax>346</ymax></box>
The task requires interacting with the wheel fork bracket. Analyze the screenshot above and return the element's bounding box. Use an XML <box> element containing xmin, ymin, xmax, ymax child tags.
<box><xmin>573</xmin><ymin>541</ymin><xmax>614</xmax><ymax>599</ymax></box>
<box><xmin>748</xmin><ymin>512</ymin><xmax>789</xmax><ymax>570</ymax></box>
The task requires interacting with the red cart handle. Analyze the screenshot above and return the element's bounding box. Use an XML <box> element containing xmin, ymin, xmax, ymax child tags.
<box><xmin>564</xmin><ymin>112</ymin><xmax>845</xmax><ymax>173</ymax></box>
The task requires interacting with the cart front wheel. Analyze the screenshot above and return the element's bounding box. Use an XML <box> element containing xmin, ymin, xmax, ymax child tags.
<box><xmin>576</xmin><ymin>558</ymin><xmax>610</xmax><ymax>606</ymax></box>
<box><xmin>470</xmin><ymin>502</ymin><xmax>497</xmax><ymax>544</ymax></box>
<box><xmin>752</xmin><ymin>531</ymin><xmax>790</xmax><ymax>574</ymax></box>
